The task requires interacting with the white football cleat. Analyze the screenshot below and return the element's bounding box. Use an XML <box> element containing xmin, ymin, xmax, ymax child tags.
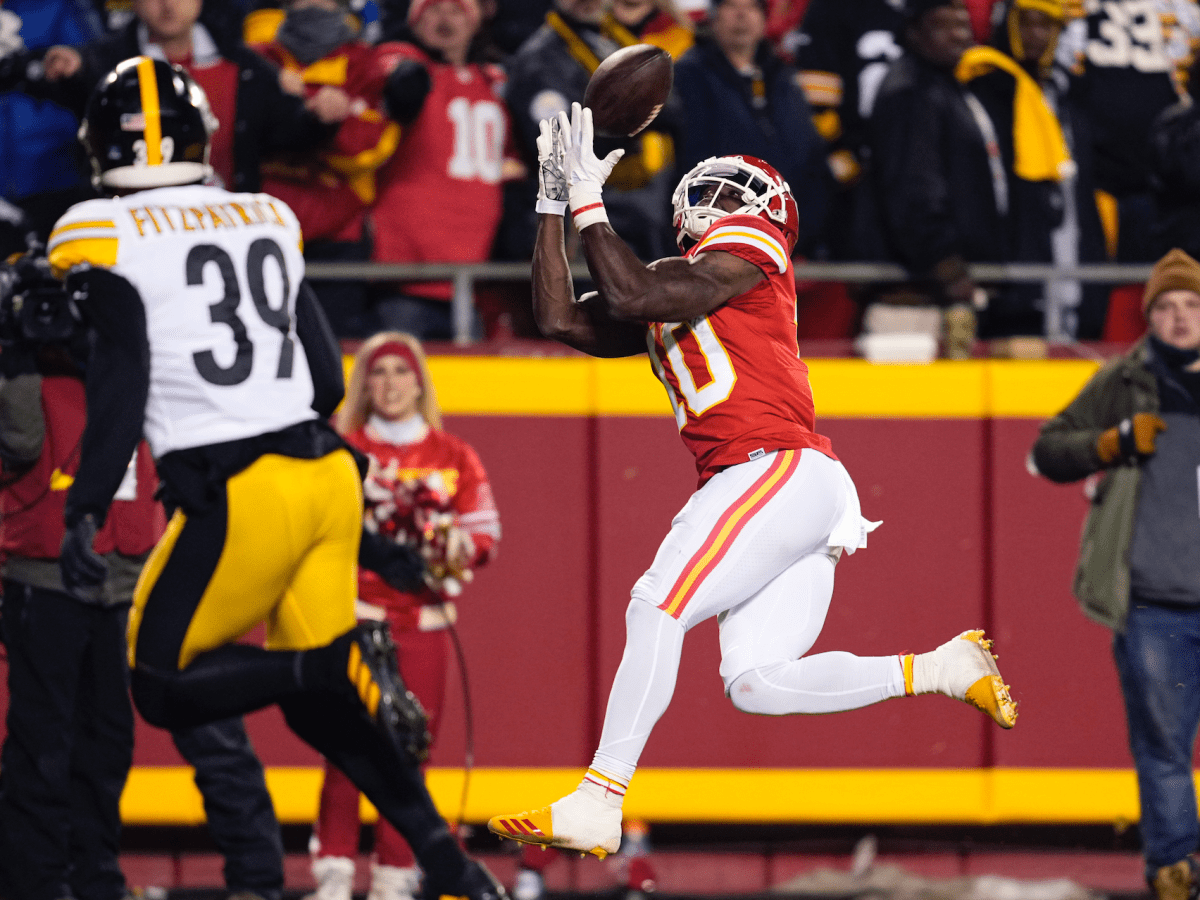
<box><xmin>906</xmin><ymin>630</ymin><xmax>1017</xmax><ymax>729</ymax></box>
<box><xmin>367</xmin><ymin>864</ymin><xmax>420</xmax><ymax>900</ymax></box>
<box><xmin>488</xmin><ymin>789</ymin><xmax>622</xmax><ymax>859</ymax></box>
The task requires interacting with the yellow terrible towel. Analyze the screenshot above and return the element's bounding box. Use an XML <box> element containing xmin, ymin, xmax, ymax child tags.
<box><xmin>955</xmin><ymin>45</ymin><xmax>1075</xmax><ymax>182</ymax></box>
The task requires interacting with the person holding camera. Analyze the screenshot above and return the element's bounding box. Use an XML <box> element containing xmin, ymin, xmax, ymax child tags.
<box><xmin>0</xmin><ymin>254</ymin><xmax>167</xmax><ymax>900</ymax></box>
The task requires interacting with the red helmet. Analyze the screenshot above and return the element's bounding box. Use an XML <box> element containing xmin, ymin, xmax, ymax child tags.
<box><xmin>671</xmin><ymin>155</ymin><xmax>800</xmax><ymax>253</ymax></box>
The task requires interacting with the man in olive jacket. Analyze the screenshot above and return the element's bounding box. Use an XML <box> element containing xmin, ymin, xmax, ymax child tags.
<box><xmin>1031</xmin><ymin>248</ymin><xmax>1200</xmax><ymax>900</ymax></box>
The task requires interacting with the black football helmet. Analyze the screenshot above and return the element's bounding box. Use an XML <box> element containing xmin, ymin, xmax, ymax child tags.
<box><xmin>79</xmin><ymin>56</ymin><xmax>217</xmax><ymax>192</ymax></box>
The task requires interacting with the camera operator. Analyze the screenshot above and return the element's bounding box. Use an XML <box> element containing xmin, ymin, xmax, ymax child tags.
<box><xmin>0</xmin><ymin>251</ymin><xmax>166</xmax><ymax>900</ymax></box>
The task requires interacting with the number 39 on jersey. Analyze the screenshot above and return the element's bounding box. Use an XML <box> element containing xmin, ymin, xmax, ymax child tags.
<box><xmin>48</xmin><ymin>183</ymin><xmax>318</xmax><ymax>458</ymax></box>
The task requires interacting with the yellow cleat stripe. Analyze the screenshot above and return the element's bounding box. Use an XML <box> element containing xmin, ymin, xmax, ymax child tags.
<box><xmin>365</xmin><ymin>682</ymin><xmax>380</xmax><ymax>717</ymax></box>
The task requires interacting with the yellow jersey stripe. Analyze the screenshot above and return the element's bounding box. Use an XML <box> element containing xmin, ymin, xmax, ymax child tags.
<box><xmin>137</xmin><ymin>56</ymin><xmax>163</xmax><ymax>166</ymax></box>
<box><xmin>48</xmin><ymin>226</ymin><xmax>120</xmax><ymax>250</ymax></box>
<box><xmin>698</xmin><ymin>228</ymin><xmax>788</xmax><ymax>273</ymax></box>
<box><xmin>49</xmin><ymin>219</ymin><xmax>117</xmax><ymax>238</ymax></box>
<box><xmin>48</xmin><ymin>237</ymin><xmax>119</xmax><ymax>276</ymax></box>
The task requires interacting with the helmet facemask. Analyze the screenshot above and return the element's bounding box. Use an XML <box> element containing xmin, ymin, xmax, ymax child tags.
<box><xmin>671</xmin><ymin>157</ymin><xmax>795</xmax><ymax>251</ymax></box>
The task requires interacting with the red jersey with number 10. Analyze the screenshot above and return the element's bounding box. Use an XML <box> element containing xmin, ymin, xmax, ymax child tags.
<box><xmin>647</xmin><ymin>214</ymin><xmax>835</xmax><ymax>485</ymax></box>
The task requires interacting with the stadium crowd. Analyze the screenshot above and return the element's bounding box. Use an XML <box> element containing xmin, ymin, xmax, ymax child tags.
<box><xmin>1</xmin><ymin>0</ymin><xmax>1199</xmax><ymax>351</ymax></box>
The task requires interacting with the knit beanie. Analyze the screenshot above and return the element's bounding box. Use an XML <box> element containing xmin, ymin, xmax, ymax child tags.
<box><xmin>1143</xmin><ymin>248</ymin><xmax>1200</xmax><ymax>314</ymax></box>
<box><xmin>1014</xmin><ymin>0</ymin><xmax>1065</xmax><ymax>20</ymax></box>
<box><xmin>905</xmin><ymin>0</ymin><xmax>957</xmax><ymax>23</ymax></box>
<box><xmin>408</xmin><ymin>0</ymin><xmax>482</xmax><ymax>27</ymax></box>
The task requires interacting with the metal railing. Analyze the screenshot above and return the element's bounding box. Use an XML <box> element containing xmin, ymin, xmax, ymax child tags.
<box><xmin>305</xmin><ymin>260</ymin><xmax>1157</xmax><ymax>345</ymax></box>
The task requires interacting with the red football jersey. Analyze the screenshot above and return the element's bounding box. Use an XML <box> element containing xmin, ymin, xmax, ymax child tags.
<box><xmin>254</xmin><ymin>41</ymin><xmax>401</xmax><ymax>243</ymax></box>
<box><xmin>371</xmin><ymin>44</ymin><xmax>512</xmax><ymax>300</ymax></box>
<box><xmin>345</xmin><ymin>423</ymin><xmax>500</xmax><ymax>625</ymax></box>
<box><xmin>647</xmin><ymin>214</ymin><xmax>836</xmax><ymax>485</ymax></box>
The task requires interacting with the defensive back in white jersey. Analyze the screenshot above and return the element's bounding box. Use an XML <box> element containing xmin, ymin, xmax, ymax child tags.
<box><xmin>48</xmin><ymin>183</ymin><xmax>317</xmax><ymax>458</ymax></box>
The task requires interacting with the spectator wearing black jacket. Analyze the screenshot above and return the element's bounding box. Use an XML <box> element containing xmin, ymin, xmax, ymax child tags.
<box><xmin>865</xmin><ymin>0</ymin><xmax>1003</xmax><ymax>339</ymax></box>
<box><xmin>964</xmin><ymin>0</ymin><xmax>1110</xmax><ymax>341</ymax></box>
<box><xmin>673</xmin><ymin>0</ymin><xmax>831</xmax><ymax>258</ymax></box>
<box><xmin>0</xmin><ymin>259</ymin><xmax>166</xmax><ymax>900</ymax></box>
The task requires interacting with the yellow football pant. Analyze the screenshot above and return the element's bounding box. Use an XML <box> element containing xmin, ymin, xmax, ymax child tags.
<box><xmin>129</xmin><ymin>450</ymin><xmax>362</xmax><ymax>670</ymax></box>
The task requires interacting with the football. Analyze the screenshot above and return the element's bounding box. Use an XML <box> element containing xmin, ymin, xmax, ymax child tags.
<box><xmin>583</xmin><ymin>44</ymin><xmax>673</xmax><ymax>138</ymax></box>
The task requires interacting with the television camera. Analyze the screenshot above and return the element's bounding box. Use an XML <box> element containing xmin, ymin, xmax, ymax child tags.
<box><xmin>0</xmin><ymin>247</ymin><xmax>79</xmax><ymax>349</ymax></box>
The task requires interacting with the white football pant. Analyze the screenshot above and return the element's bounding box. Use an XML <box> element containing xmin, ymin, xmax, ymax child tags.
<box><xmin>591</xmin><ymin>448</ymin><xmax>906</xmax><ymax>784</ymax></box>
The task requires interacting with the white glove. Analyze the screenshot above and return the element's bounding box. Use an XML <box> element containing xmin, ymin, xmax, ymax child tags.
<box><xmin>557</xmin><ymin>102</ymin><xmax>624</xmax><ymax>231</ymax></box>
<box><xmin>536</xmin><ymin>116</ymin><xmax>568</xmax><ymax>215</ymax></box>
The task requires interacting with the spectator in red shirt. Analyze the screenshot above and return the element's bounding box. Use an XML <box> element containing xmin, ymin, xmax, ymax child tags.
<box><xmin>369</xmin><ymin>0</ymin><xmax>521</xmax><ymax>341</ymax></box>
<box><xmin>252</xmin><ymin>0</ymin><xmax>406</xmax><ymax>336</ymax></box>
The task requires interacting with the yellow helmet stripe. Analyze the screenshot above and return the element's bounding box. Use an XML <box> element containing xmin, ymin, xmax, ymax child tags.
<box><xmin>136</xmin><ymin>56</ymin><xmax>163</xmax><ymax>166</ymax></box>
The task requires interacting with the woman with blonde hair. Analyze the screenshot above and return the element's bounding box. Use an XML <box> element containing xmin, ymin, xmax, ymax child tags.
<box><xmin>309</xmin><ymin>331</ymin><xmax>501</xmax><ymax>900</ymax></box>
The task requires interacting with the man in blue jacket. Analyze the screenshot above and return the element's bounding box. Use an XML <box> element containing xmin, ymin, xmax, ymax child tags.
<box><xmin>673</xmin><ymin>0</ymin><xmax>831</xmax><ymax>257</ymax></box>
<box><xmin>0</xmin><ymin>0</ymin><xmax>103</xmax><ymax>246</ymax></box>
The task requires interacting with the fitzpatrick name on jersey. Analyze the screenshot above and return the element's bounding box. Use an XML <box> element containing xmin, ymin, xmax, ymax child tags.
<box><xmin>647</xmin><ymin>214</ymin><xmax>835</xmax><ymax>485</ymax></box>
<box><xmin>127</xmin><ymin>198</ymin><xmax>295</xmax><ymax>239</ymax></box>
<box><xmin>47</xmin><ymin>183</ymin><xmax>318</xmax><ymax>458</ymax></box>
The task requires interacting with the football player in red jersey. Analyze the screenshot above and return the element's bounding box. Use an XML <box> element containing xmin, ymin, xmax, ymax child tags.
<box><xmin>487</xmin><ymin>105</ymin><xmax>1020</xmax><ymax>858</ymax></box>
<box><xmin>307</xmin><ymin>332</ymin><xmax>500</xmax><ymax>900</ymax></box>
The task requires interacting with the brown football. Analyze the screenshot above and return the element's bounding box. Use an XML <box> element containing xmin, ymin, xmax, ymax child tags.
<box><xmin>583</xmin><ymin>44</ymin><xmax>673</xmax><ymax>138</ymax></box>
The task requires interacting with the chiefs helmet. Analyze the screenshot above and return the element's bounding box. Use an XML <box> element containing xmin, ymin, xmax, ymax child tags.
<box><xmin>79</xmin><ymin>56</ymin><xmax>217</xmax><ymax>192</ymax></box>
<box><xmin>671</xmin><ymin>155</ymin><xmax>800</xmax><ymax>254</ymax></box>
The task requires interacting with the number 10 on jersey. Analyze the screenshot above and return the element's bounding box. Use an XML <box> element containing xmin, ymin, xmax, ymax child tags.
<box><xmin>648</xmin><ymin>317</ymin><xmax>737</xmax><ymax>428</ymax></box>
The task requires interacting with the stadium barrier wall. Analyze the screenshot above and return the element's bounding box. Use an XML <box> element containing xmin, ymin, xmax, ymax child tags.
<box><xmin>8</xmin><ymin>355</ymin><xmax>1199</xmax><ymax>826</ymax></box>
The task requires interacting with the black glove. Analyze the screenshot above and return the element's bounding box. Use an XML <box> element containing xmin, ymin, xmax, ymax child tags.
<box><xmin>358</xmin><ymin>528</ymin><xmax>426</xmax><ymax>592</ymax></box>
<box><xmin>382</xmin><ymin>58</ymin><xmax>432</xmax><ymax>126</ymax></box>
<box><xmin>60</xmin><ymin>513</ymin><xmax>107</xmax><ymax>603</ymax></box>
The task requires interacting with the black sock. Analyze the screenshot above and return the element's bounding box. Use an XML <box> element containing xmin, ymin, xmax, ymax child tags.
<box><xmin>279</xmin><ymin>694</ymin><xmax>469</xmax><ymax>888</ymax></box>
<box><xmin>296</xmin><ymin>626</ymin><xmax>356</xmax><ymax>692</ymax></box>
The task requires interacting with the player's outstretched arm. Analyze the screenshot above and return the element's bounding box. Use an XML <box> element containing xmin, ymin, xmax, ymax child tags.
<box><xmin>531</xmin><ymin>117</ymin><xmax>646</xmax><ymax>358</ymax></box>
<box><xmin>532</xmin><ymin>214</ymin><xmax>645</xmax><ymax>357</ymax></box>
<box><xmin>559</xmin><ymin>103</ymin><xmax>764</xmax><ymax>324</ymax></box>
<box><xmin>581</xmin><ymin>227</ymin><xmax>764</xmax><ymax>323</ymax></box>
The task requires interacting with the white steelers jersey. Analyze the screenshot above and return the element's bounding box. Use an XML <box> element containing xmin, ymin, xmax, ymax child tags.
<box><xmin>48</xmin><ymin>183</ymin><xmax>317</xmax><ymax>458</ymax></box>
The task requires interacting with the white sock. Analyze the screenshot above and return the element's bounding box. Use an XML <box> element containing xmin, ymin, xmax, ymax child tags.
<box><xmin>574</xmin><ymin>768</ymin><xmax>627</xmax><ymax>809</ymax></box>
<box><xmin>911</xmin><ymin>646</ymin><xmax>954</xmax><ymax>696</ymax></box>
<box><xmin>589</xmin><ymin>601</ymin><xmax>685</xmax><ymax>786</ymax></box>
<box><xmin>728</xmin><ymin>652</ymin><xmax>906</xmax><ymax>715</ymax></box>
